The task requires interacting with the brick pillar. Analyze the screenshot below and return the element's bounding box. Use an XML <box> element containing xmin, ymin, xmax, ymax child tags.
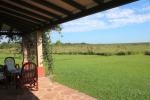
<box><xmin>36</xmin><ymin>30</ymin><xmax>45</xmax><ymax>77</ymax></box>
<box><xmin>22</xmin><ymin>35</ymin><xmax>28</xmax><ymax>64</ymax></box>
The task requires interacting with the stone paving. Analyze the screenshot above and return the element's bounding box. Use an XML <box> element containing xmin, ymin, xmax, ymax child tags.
<box><xmin>0</xmin><ymin>77</ymin><xmax>97</xmax><ymax>100</ymax></box>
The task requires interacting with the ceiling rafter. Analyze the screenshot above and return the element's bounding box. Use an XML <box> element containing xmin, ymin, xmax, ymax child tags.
<box><xmin>92</xmin><ymin>0</ymin><xmax>104</xmax><ymax>4</ymax></box>
<box><xmin>0</xmin><ymin>1</ymin><xmax>53</xmax><ymax>22</ymax></box>
<box><xmin>0</xmin><ymin>10</ymin><xmax>41</xmax><ymax>26</ymax></box>
<box><xmin>32</xmin><ymin>0</ymin><xmax>73</xmax><ymax>16</ymax></box>
<box><xmin>0</xmin><ymin>7</ymin><xmax>45</xmax><ymax>25</ymax></box>
<box><xmin>62</xmin><ymin>0</ymin><xmax>86</xmax><ymax>11</ymax></box>
<box><xmin>57</xmin><ymin>0</ymin><xmax>137</xmax><ymax>24</ymax></box>
<box><xmin>0</xmin><ymin>0</ymin><xmax>137</xmax><ymax>35</ymax></box>
<box><xmin>0</xmin><ymin>5</ymin><xmax>47</xmax><ymax>22</ymax></box>
<box><xmin>37</xmin><ymin>0</ymin><xmax>137</xmax><ymax>32</ymax></box>
<box><xmin>0</xmin><ymin>14</ymin><xmax>37</xmax><ymax>30</ymax></box>
<box><xmin>5</xmin><ymin>0</ymin><xmax>62</xmax><ymax>19</ymax></box>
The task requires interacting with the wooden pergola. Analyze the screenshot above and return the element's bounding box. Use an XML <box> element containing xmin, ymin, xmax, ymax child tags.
<box><xmin>0</xmin><ymin>0</ymin><xmax>137</xmax><ymax>77</ymax></box>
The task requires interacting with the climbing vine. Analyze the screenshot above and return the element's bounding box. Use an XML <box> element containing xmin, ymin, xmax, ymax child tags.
<box><xmin>42</xmin><ymin>26</ymin><xmax>61</xmax><ymax>75</ymax></box>
<box><xmin>42</xmin><ymin>30</ymin><xmax>53</xmax><ymax>75</ymax></box>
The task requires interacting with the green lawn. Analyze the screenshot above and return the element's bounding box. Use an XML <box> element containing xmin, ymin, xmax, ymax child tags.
<box><xmin>0</xmin><ymin>50</ymin><xmax>149</xmax><ymax>100</ymax></box>
<box><xmin>53</xmin><ymin>55</ymin><xmax>150</xmax><ymax>100</ymax></box>
<box><xmin>0</xmin><ymin>52</ymin><xmax>22</xmax><ymax>65</ymax></box>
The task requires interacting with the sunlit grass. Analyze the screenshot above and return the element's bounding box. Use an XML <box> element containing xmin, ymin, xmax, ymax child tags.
<box><xmin>53</xmin><ymin>55</ymin><xmax>150</xmax><ymax>100</ymax></box>
<box><xmin>0</xmin><ymin>48</ymin><xmax>150</xmax><ymax>100</ymax></box>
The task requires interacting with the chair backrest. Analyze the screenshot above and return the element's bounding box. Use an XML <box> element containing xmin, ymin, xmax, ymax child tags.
<box><xmin>4</xmin><ymin>57</ymin><xmax>16</xmax><ymax>72</ymax></box>
<box><xmin>21</xmin><ymin>62</ymin><xmax>38</xmax><ymax>84</ymax></box>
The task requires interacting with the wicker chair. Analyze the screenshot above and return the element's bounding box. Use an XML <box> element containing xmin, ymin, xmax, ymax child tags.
<box><xmin>4</xmin><ymin>57</ymin><xmax>20</xmax><ymax>85</ymax></box>
<box><xmin>17</xmin><ymin>62</ymin><xmax>38</xmax><ymax>90</ymax></box>
<box><xmin>4</xmin><ymin>57</ymin><xmax>20</xmax><ymax>72</ymax></box>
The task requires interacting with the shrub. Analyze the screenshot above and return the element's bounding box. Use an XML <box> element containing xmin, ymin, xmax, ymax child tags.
<box><xmin>115</xmin><ymin>51</ymin><xmax>126</xmax><ymax>56</ymax></box>
<box><xmin>96</xmin><ymin>52</ymin><xmax>112</xmax><ymax>56</ymax></box>
<box><xmin>127</xmin><ymin>51</ymin><xmax>132</xmax><ymax>55</ymax></box>
<box><xmin>144</xmin><ymin>51</ymin><xmax>150</xmax><ymax>55</ymax></box>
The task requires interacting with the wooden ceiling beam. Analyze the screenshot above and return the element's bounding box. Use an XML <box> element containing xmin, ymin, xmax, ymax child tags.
<box><xmin>37</xmin><ymin>0</ymin><xmax>137</xmax><ymax>32</ymax></box>
<box><xmin>92</xmin><ymin>0</ymin><xmax>104</xmax><ymax>4</ymax></box>
<box><xmin>0</xmin><ymin>7</ymin><xmax>45</xmax><ymax>25</ymax></box>
<box><xmin>0</xmin><ymin>0</ymin><xmax>137</xmax><ymax>33</ymax></box>
<box><xmin>0</xmin><ymin>11</ymin><xmax>40</xmax><ymax>26</ymax></box>
<box><xmin>5</xmin><ymin>0</ymin><xmax>62</xmax><ymax>19</ymax></box>
<box><xmin>62</xmin><ymin>0</ymin><xmax>86</xmax><ymax>11</ymax></box>
<box><xmin>54</xmin><ymin>0</ymin><xmax>137</xmax><ymax>25</ymax></box>
<box><xmin>0</xmin><ymin>5</ymin><xmax>47</xmax><ymax>23</ymax></box>
<box><xmin>32</xmin><ymin>0</ymin><xmax>72</xmax><ymax>16</ymax></box>
<box><xmin>0</xmin><ymin>15</ymin><xmax>35</xmax><ymax>31</ymax></box>
<box><xmin>0</xmin><ymin>1</ymin><xmax>53</xmax><ymax>22</ymax></box>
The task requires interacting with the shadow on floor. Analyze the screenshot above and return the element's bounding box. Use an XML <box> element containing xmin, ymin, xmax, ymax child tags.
<box><xmin>0</xmin><ymin>85</ymin><xmax>39</xmax><ymax>100</ymax></box>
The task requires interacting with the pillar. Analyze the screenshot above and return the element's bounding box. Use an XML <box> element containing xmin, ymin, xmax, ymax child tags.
<box><xmin>36</xmin><ymin>30</ymin><xmax>45</xmax><ymax>77</ymax></box>
<box><xmin>22</xmin><ymin>35</ymin><xmax>28</xmax><ymax>64</ymax></box>
<box><xmin>22</xmin><ymin>31</ymin><xmax>45</xmax><ymax>77</ymax></box>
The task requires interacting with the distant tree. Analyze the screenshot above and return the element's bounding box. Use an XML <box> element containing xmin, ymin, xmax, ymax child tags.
<box><xmin>55</xmin><ymin>40</ymin><xmax>62</xmax><ymax>45</ymax></box>
<box><xmin>0</xmin><ymin>42</ymin><xmax>9</xmax><ymax>49</ymax></box>
<box><xmin>81</xmin><ymin>42</ymin><xmax>87</xmax><ymax>45</ymax></box>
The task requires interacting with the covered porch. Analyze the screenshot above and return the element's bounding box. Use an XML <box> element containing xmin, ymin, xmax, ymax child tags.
<box><xmin>0</xmin><ymin>0</ymin><xmax>137</xmax><ymax>99</ymax></box>
<box><xmin>0</xmin><ymin>0</ymin><xmax>137</xmax><ymax>77</ymax></box>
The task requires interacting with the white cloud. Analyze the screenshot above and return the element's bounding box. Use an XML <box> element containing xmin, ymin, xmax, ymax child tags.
<box><xmin>108</xmin><ymin>14</ymin><xmax>150</xmax><ymax>28</ymax></box>
<box><xmin>62</xmin><ymin>5</ymin><xmax>150</xmax><ymax>33</ymax></box>
<box><xmin>62</xmin><ymin>14</ymin><xmax>107</xmax><ymax>32</ymax></box>
<box><xmin>105</xmin><ymin>7</ymin><xmax>134</xmax><ymax>19</ymax></box>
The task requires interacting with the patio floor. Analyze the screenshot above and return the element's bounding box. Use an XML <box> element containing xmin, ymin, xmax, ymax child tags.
<box><xmin>0</xmin><ymin>77</ymin><xmax>97</xmax><ymax>100</ymax></box>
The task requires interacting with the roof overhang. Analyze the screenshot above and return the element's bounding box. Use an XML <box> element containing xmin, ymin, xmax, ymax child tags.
<box><xmin>0</xmin><ymin>0</ymin><xmax>138</xmax><ymax>34</ymax></box>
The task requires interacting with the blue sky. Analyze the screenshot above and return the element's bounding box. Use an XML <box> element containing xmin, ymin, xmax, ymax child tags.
<box><xmin>51</xmin><ymin>0</ymin><xmax>150</xmax><ymax>44</ymax></box>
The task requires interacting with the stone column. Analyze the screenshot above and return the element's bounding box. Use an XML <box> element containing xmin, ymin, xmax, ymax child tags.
<box><xmin>22</xmin><ymin>35</ymin><xmax>28</xmax><ymax>64</ymax></box>
<box><xmin>36</xmin><ymin>30</ymin><xmax>45</xmax><ymax>77</ymax></box>
<box><xmin>22</xmin><ymin>31</ymin><xmax>45</xmax><ymax>77</ymax></box>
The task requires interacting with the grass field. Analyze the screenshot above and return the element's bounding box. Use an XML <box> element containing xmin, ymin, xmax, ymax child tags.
<box><xmin>0</xmin><ymin>50</ymin><xmax>22</xmax><ymax>65</ymax></box>
<box><xmin>0</xmin><ymin>44</ymin><xmax>150</xmax><ymax>100</ymax></box>
<box><xmin>53</xmin><ymin>55</ymin><xmax>150</xmax><ymax>100</ymax></box>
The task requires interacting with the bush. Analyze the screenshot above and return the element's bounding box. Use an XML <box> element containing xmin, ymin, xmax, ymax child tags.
<box><xmin>144</xmin><ymin>51</ymin><xmax>150</xmax><ymax>55</ymax></box>
<box><xmin>96</xmin><ymin>52</ymin><xmax>113</xmax><ymax>56</ymax></box>
<box><xmin>115</xmin><ymin>51</ymin><xmax>126</xmax><ymax>56</ymax></box>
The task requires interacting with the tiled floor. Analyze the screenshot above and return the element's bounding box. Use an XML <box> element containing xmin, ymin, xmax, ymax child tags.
<box><xmin>0</xmin><ymin>77</ymin><xmax>97</xmax><ymax>100</ymax></box>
